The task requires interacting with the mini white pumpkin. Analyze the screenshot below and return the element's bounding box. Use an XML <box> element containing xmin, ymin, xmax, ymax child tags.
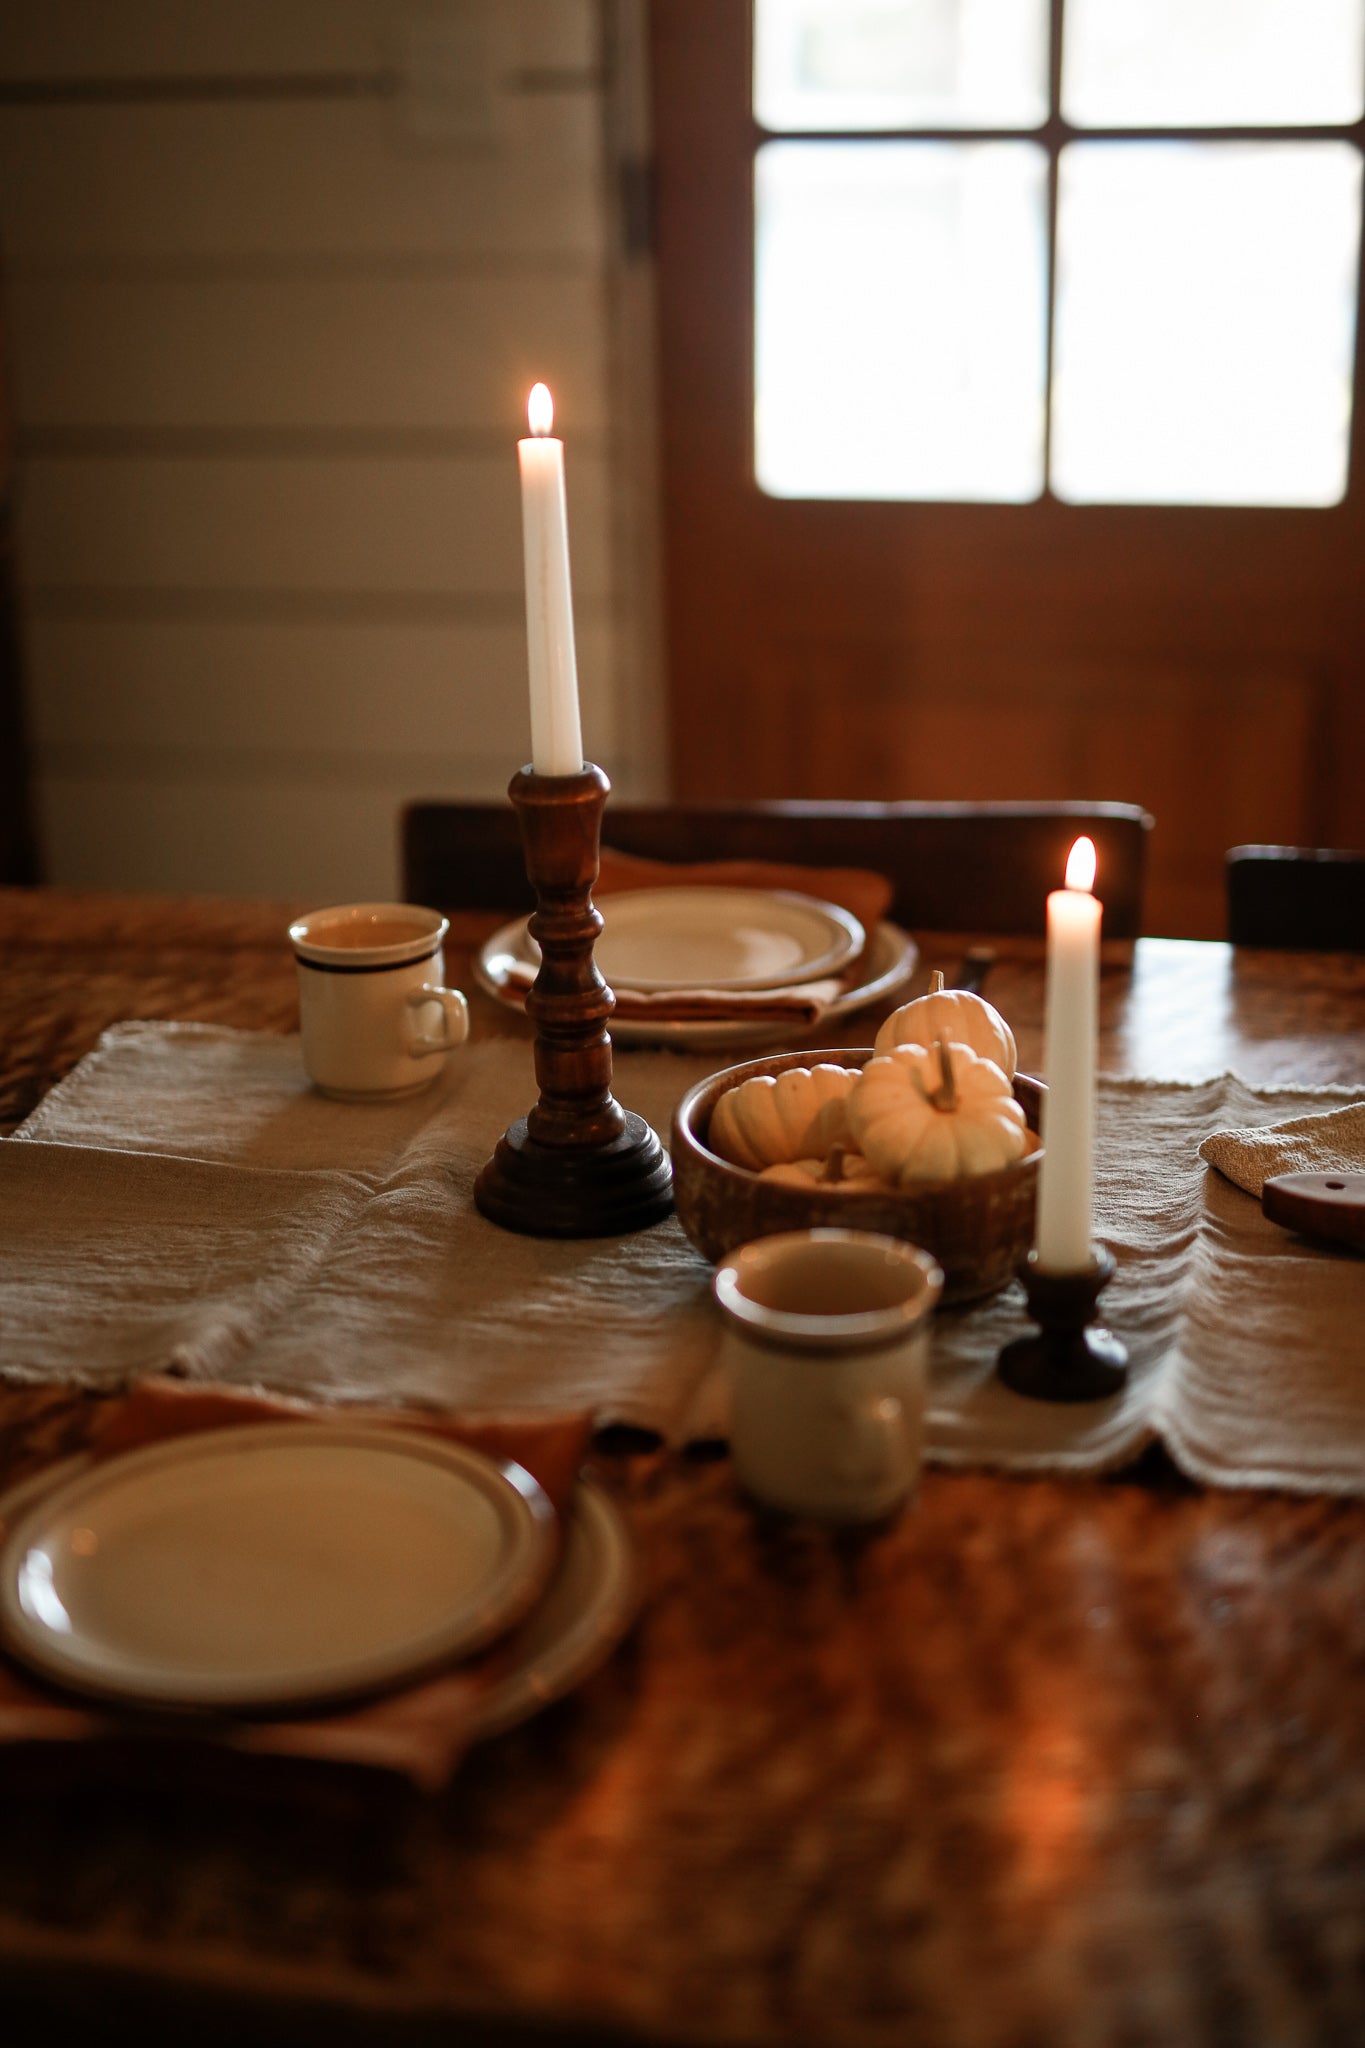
<box><xmin>757</xmin><ymin>1144</ymin><xmax>887</xmax><ymax>1192</ymax></box>
<box><xmin>875</xmin><ymin>970</ymin><xmax>1016</xmax><ymax>1079</ymax></box>
<box><xmin>708</xmin><ymin>1063</ymin><xmax>860</xmax><ymax>1172</ymax></box>
<box><xmin>848</xmin><ymin>1038</ymin><xmax>1028</xmax><ymax>1186</ymax></box>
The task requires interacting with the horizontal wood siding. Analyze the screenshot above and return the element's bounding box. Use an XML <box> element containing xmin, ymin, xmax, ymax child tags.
<box><xmin>18</xmin><ymin>454</ymin><xmax>612</xmax><ymax>597</ymax></box>
<box><xmin>26</xmin><ymin>616</ymin><xmax>618</xmax><ymax>765</ymax></box>
<box><xmin>3</xmin><ymin>0</ymin><xmax>648</xmax><ymax>898</ymax></box>
<box><xmin>0</xmin><ymin>101</ymin><xmax>605</xmax><ymax>266</ymax></box>
<box><xmin>8</xmin><ymin>274</ymin><xmax>609</xmax><ymax>433</ymax></box>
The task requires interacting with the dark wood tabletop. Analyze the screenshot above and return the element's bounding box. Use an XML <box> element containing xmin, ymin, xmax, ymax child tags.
<box><xmin>1</xmin><ymin>889</ymin><xmax>1363</xmax><ymax>2048</ymax></box>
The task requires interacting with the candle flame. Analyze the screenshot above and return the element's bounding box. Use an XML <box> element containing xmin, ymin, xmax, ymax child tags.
<box><xmin>1065</xmin><ymin>836</ymin><xmax>1097</xmax><ymax>892</ymax></box>
<box><xmin>527</xmin><ymin>382</ymin><xmax>554</xmax><ymax>436</ymax></box>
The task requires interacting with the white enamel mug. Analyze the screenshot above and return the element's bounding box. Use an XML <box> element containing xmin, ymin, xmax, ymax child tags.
<box><xmin>715</xmin><ymin>1229</ymin><xmax>943</xmax><ymax>1523</ymax></box>
<box><xmin>289</xmin><ymin>902</ymin><xmax>470</xmax><ymax>1100</ymax></box>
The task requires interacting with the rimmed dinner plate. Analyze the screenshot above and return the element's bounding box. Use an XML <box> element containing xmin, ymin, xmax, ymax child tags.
<box><xmin>0</xmin><ymin>1425</ymin><xmax>556</xmax><ymax>1713</ymax></box>
<box><xmin>476</xmin><ymin>917</ymin><xmax>919</xmax><ymax>1051</ymax></box>
<box><xmin>472</xmin><ymin>1478</ymin><xmax>637</xmax><ymax>1742</ymax></box>
<box><xmin>0</xmin><ymin>1456</ymin><xmax>636</xmax><ymax>1744</ymax></box>
<box><xmin>567</xmin><ymin>887</ymin><xmax>862</xmax><ymax>993</ymax></box>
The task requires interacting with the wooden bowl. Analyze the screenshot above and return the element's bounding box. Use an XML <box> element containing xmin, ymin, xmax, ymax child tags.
<box><xmin>671</xmin><ymin>1049</ymin><xmax>1044</xmax><ymax>1308</ymax></box>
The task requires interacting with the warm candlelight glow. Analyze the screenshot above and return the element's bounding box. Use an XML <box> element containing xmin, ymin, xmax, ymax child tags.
<box><xmin>518</xmin><ymin>381</ymin><xmax>582</xmax><ymax>774</ymax></box>
<box><xmin>1035</xmin><ymin>835</ymin><xmax>1104</xmax><ymax>1271</ymax></box>
<box><xmin>1065</xmin><ymin>837</ymin><xmax>1097</xmax><ymax>892</ymax></box>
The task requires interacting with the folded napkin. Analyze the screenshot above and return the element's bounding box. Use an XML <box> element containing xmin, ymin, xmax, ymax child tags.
<box><xmin>1199</xmin><ymin>1098</ymin><xmax>1365</xmax><ymax>1197</ymax></box>
<box><xmin>0</xmin><ymin>1376</ymin><xmax>593</xmax><ymax>1793</ymax></box>
<box><xmin>496</xmin><ymin>957</ymin><xmax>844</xmax><ymax>1026</ymax></box>
<box><xmin>595</xmin><ymin>848</ymin><xmax>894</xmax><ymax>939</ymax></box>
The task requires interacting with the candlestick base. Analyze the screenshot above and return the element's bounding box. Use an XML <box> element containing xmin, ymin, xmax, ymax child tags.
<box><xmin>473</xmin><ymin>761</ymin><xmax>673</xmax><ymax>1239</ymax></box>
<box><xmin>475</xmin><ymin>1110</ymin><xmax>672</xmax><ymax>1238</ymax></box>
<box><xmin>996</xmin><ymin>1246</ymin><xmax>1128</xmax><ymax>1403</ymax></box>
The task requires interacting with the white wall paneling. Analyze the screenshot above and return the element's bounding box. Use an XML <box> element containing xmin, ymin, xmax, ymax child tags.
<box><xmin>0</xmin><ymin>100</ymin><xmax>606</xmax><ymax>268</ymax></box>
<box><xmin>18</xmin><ymin>454</ymin><xmax>612</xmax><ymax>599</ymax></box>
<box><xmin>0</xmin><ymin>2</ymin><xmax>599</xmax><ymax>89</ymax></box>
<box><xmin>37</xmin><ymin>769</ymin><xmax>490</xmax><ymax>902</ymax></box>
<box><xmin>2</xmin><ymin>0</ymin><xmax>664</xmax><ymax>898</ymax></box>
<box><xmin>26</xmin><ymin>616</ymin><xmax>619</xmax><ymax>766</ymax></box>
<box><xmin>8</xmin><ymin>275</ymin><xmax>609</xmax><ymax>435</ymax></box>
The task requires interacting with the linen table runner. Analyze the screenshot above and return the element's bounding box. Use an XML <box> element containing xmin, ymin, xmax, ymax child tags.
<box><xmin>4</xmin><ymin>1023</ymin><xmax>1363</xmax><ymax>1492</ymax></box>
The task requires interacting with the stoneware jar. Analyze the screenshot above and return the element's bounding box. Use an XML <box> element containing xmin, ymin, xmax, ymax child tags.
<box><xmin>714</xmin><ymin>1227</ymin><xmax>943</xmax><ymax>1522</ymax></box>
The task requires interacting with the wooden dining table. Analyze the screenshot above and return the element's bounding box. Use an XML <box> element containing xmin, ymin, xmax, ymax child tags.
<box><xmin>0</xmin><ymin>886</ymin><xmax>1362</xmax><ymax>2048</ymax></box>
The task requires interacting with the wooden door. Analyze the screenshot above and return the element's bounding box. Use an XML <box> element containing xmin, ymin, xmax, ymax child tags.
<box><xmin>649</xmin><ymin>3</ymin><xmax>1365</xmax><ymax>937</ymax></box>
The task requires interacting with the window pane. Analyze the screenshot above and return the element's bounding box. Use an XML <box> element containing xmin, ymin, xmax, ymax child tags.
<box><xmin>755</xmin><ymin>141</ymin><xmax>1048</xmax><ymax>500</ymax></box>
<box><xmin>1051</xmin><ymin>143</ymin><xmax>1362</xmax><ymax>506</ymax></box>
<box><xmin>1063</xmin><ymin>0</ymin><xmax>1365</xmax><ymax>129</ymax></box>
<box><xmin>754</xmin><ymin>0</ymin><xmax>1049</xmax><ymax>131</ymax></box>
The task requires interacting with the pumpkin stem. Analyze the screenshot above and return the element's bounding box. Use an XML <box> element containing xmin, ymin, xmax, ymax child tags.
<box><xmin>819</xmin><ymin>1144</ymin><xmax>847</xmax><ymax>1185</ymax></box>
<box><xmin>927</xmin><ymin>1036</ymin><xmax>958</xmax><ymax>1112</ymax></box>
<box><xmin>929</xmin><ymin>969</ymin><xmax>945</xmax><ymax>994</ymax></box>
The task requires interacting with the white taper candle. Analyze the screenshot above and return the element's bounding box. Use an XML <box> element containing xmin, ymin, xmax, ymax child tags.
<box><xmin>517</xmin><ymin>382</ymin><xmax>584</xmax><ymax>776</ymax></box>
<box><xmin>1035</xmin><ymin>837</ymin><xmax>1101</xmax><ymax>1272</ymax></box>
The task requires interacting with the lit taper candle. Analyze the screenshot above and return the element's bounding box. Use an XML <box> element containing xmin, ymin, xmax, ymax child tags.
<box><xmin>1035</xmin><ymin>837</ymin><xmax>1101</xmax><ymax>1271</ymax></box>
<box><xmin>517</xmin><ymin>382</ymin><xmax>584</xmax><ymax>776</ymax></box>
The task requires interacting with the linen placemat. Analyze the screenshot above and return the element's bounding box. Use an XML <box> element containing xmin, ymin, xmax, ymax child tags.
<box><xmin>5</xmin><ymin>1023</ymin><xmax>1364</xmax><ymax>1490</ymax></box>
<box><xmin>6</xmin><ymin>1024</ymin><xmax>726</xmax><ymax>1438</ymax></box>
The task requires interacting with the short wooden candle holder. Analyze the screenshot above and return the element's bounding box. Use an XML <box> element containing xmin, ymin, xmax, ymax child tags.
<box><xmin>473</xmin><ymin>762</ymin><xmax>673</xmax><ymax>1238</ymax></box>
<box><xmin>996</xmin><ymin>1245</ymin><xmax>1129</xmax><ymax>1403</ymax></box>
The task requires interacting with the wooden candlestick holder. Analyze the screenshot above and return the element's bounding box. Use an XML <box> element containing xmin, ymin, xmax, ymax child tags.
<box><xmin>996</xmin><ymin>1245</ymin><xmax>1129</xmax><ymax>1403</ymax></box>
<box><xmin>473</xmin><ymin>762</ymin><xmax>673</xmax><ymax>1237</ymax></box>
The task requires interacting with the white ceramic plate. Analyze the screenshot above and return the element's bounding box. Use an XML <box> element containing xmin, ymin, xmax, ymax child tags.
<box><xmin>0</xmin><ymin>1457</ymin><xmax>635</xmax><ymax>1743</ymax></box>
<box><xmin>554</xmin><ymin>887</ymin><xmax>862</xmax><ymax>992</ymax></box>
<box><xmin>476</xmin><ymin>917</ymin><xmax>919</xmax><ymax>1050</ymax></box>
<box><xmin>0</xmin><ymin>1425</ymin><xmax>556</xmax><ymax>1712</ymax></box>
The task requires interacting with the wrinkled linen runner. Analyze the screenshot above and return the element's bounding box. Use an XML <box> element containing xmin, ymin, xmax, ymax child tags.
<box><xmin>4</xmin><ymin>1023</ymin><xmax>1364</xmax><ymax>1490</ymax></box>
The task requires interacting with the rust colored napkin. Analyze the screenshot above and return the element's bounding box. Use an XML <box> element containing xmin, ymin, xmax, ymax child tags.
<box><xmin>495</xmin><ymin>957</ymin><xmax>845</xmax><ymax>1026</ymax></box>
<box><xmin>498</xmin><ymin>849</ymin><xmax>896</xmax><ymax>1025</ymax></box>
<box><xmin>0</xmin><ymin>1377</ymin><xmax>593</xmax><ymax>1792</ymax></box>
<box><xmin>594</xmin><ymin>848</ymin><xmax>894</xmax><ymax>938</ymax></box>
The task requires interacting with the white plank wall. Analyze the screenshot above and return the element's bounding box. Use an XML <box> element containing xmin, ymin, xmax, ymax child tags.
<box><xmin>2</xmin><ymin>0</ymin><xmax>663</xmax><ymax>899</ymax></box>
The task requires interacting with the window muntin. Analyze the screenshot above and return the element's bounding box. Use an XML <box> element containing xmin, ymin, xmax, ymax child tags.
<box><xmin>753</xmin><ymin>0</ymin><xmax>1365</xmax><ymax>505</ymax></box>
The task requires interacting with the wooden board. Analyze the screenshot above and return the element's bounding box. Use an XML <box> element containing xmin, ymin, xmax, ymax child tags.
<box><xmin>7</xmin><ymin>273</ymin><xmax>608</xmax><ymax>436</ymax></box>
<box><xmin>0</xmin><ymin>0</ymin><xmax>597</xmax><ymax>84</ymax></box>
<box><xmin>17</xmin><ymin>452</ymin><xmax>612</xmax><ymax>599</ymax></box>
<box><xmin>25</xmin><ymin>616</ymin><xmax>617</xmax><ymax>761</ymax></box>
<box><xmin>0</xmin><ymin>99</ymin><xmax>604</xmax><ymax>266</ymax></box>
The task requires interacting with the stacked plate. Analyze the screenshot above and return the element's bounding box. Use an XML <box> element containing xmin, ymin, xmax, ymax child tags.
<box><xmin>0</xmin><ymin>1426</ymin><xmax>635</xmax><ymax>1733</ymax></box>
<box><xmin>477</xmin><ymin>886</ymin><xmax>917</xmax><ymax>1048</ymax></box>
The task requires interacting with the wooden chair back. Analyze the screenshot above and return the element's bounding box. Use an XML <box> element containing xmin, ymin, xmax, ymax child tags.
<box><xmin>1226</xmin><ymin>845</ymin><xmax>1365</xmax><ymax>950</ymax></box>
<box><xmin>403</xmin><ymin>798</ymin><xmax>1152</xmax><ymax>937</ymax></box>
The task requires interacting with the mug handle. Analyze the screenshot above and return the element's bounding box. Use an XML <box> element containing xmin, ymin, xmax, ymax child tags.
<box><xmin>829</xmin><ymin>1394</ymin><xmax>905</xmax><ymax>1487</ymax></box>
<box><xmin>405</xmin><ymin>985</ymin><xmax>470</xmax><ymax>1057</ymax></box>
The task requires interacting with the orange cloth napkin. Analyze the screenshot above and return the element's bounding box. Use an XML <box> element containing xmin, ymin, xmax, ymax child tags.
<box><xmin>0</xmin><ymin>1378</ymin><xmax>593</xmax><ymax>1792</ymax></box>
<box><xmin>501</xmin><ymin>851</ymin><xmax>895</xmax><ymax>1025</ymax></box>
<box><xmin>595</xmin><ymin>848</ymin><xmax>893</xmax><ymax>938</ymax></box>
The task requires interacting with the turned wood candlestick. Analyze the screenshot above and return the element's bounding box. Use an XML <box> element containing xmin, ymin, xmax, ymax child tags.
<box><xmin>996</xmin><ymin>1245</ymin><xmax>1129</xmax><ymax>1403</ymax></box>
<box><xmin>474</xmin><ymin>763</ymin><xmax>673</xmax><ymax>1237</ymax></box>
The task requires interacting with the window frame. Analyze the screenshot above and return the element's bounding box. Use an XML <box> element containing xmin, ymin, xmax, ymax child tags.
<box><xmin>750</xmin><ymin>0</ymin><xmax>1365</xmax><ymax>506</ymax></box>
